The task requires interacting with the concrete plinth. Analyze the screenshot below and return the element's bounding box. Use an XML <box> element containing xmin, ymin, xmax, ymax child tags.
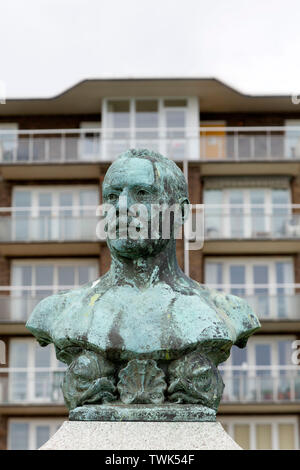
<box><xmin>40</xmin><ymin>421</ymin><xmax>242</xmax><ymax>450</ymax></box>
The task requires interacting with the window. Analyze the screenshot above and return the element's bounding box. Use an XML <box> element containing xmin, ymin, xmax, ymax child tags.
<box><xmin>0</xmin><ymin>123</ymin><xmax>18</xmax><ymax>162</ymax></box>
<box><xmin>102</xmin><ymin>97</ymin><xmax>199</xmax><ymax>160</ymax></box>
<box><xmin>205</xmin><ymin>257</ymin><xmax>294</xmax><ymax>319</ymax></box>
<box><xmin>8</xmin><ymin>338</ymin><xmax>66</xmax><ymax>404</ymax></box>
<box><xmin>285</xmin><ymin>120</ymin><xmax>300</xmax><ymax>159</ymax></box>
<box><xmin>8</xmin><ymin>419</ymin><xmax>63</xmax><ymax>450</ymax></box>
<box><xmin>204</xmin><ymin>187</ymin><xmax>290</xmax><ymax>239</ymax></box>
<box><xmin>80</xmin><ymin>121</ymin><xmax>101</xmax><ymax>160</ymax></box>
<box><xmin>221</xmin><ymin>417</ymin><xmax>299</xmax><ymax>450</ymax></box>
<box><xmin>12</xmin><ymin>186</ymin><xmax>99</xmax><ymax>241</ymax></box>
<box><xmin>220</xmin><ymin>336</ymin><xmax>300</xmax><ymax>403</ymax></box>
<box><xmin>10</xmin><ymin>259</ymin><xmax>99</xmax><ymax>321</ymax></box>
<box><xmin>200</xmin><ymin>121</ymin><xmax>226</xmax><ymax>160</ymax></box>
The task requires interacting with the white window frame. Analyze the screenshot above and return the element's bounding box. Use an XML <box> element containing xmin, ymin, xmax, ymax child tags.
<box><xmin>11</xmin><ymin>257</ymin><xmax>99</xmax><ymax>292</ymax></box>
<box><xmin>12</xmin><ymin>185</ymin><xmax>99</xmax><ymax>241</ymax></box>
<box><xmin>221</xmin><ymin>415</ymin><xmax>299</xmax><ymax>450</ymax></box>
<box><xmin>8</xmin><ymin>418</ymin><xmax>64</xmax><ymax>450</ymax></box>
<box><xmin>205</xmin><ymin>256</ymin><xmax>294</xmax><ymax>294</ymax></box>
<box><xmin>8</xmin><ymin>338</ymin><xmax>65</xmax><ymax>404</ymax></box>
<box><xmin>79</xmin><ymin>121</ymin><xmax>101</xmax><ymax>161</ymax></box>
<box><xmin>221</xmin><ymin>335</ymin><xmax>297</xmax><ymax>402</ymax></box>
<box><xmin>204</xmin><ymin>187</ymin><xmax>291</xmax><ymax>238</ymax></box>
<box><xmin>0</xmin><ymin>123</ymin><xmax>18</xmax><ymax>162</ymax></box>
<box><xmin>101</xmin><ymin>97</ymin><xmax>199</xmax><ymax>160</ymax></box>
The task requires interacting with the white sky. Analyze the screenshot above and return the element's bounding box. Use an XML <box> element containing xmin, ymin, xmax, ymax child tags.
<box><xmin>1</xmin><ymin>0</ymin><xmax>300</xmax><ymax>98</ymax></box>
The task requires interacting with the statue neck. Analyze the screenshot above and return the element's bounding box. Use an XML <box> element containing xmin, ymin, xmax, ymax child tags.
<box><xmin>108</xmin><ymin>240</ymin><xmax>182</xmax><ymax>289</ymax></box>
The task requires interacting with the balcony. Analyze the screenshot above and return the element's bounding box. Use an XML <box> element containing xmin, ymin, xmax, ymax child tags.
<box><xmin>0</xmin><ymin>366</ymin><xmax>299</xmax><ymax>408</ymax></box>
<box><xmin>221</xmin><ymin>366</ymin><xmax>300</xmax><ymax>404</ymax></box>
<box><xmin>0</xmin><ymin>127</ymin><xmax>300</xmax><ymax>164</ymax></box>
<box><xmin>0</xmin><ymin>286</ymin><xmax>80</xmax><ymax>325</ymax></box>
<box><xmin>203</xmin><ymin>205</ymin><xmax>300</xmax><ymax>254</ymax></box>
<box><xmin>204</xmin><ymin>284</ymin><xmax>300</xmax><ymax>322</ymax></box>
<box><xmin>0</xmin><ymin>368</ymin><xmax>65</xmax><ymax>412</ymax></box>
<box><xmin>0</xmin><ymin>207</ymin><xmax>103</xmax><ymax>256</ymax></box>
<box><xmin>1</xmin><ymin>284</ymin><xmax>299</xmax><ymax>333</ymax></box>
<box><xmin>205</xmin><ymin>205</ymin><xmax>300</xmax><ymax>240</ymax></box>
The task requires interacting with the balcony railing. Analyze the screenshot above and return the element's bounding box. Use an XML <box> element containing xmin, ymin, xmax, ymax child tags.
<box><xmin>1</xmin><ymin>204</ymin><xmax>300</xmax><ymax>243</ymax></box>
<box><xmin>0</xmin><ymin>366</ymin><xmax>299</xmax><ymax>405</ymax></box>
<box><xmin>1</xmin><ymin>284</ymin><xmax>299</xmax><ymax>323</ymax></box>
<box><xmin>1</xmin><ymin>126</ymin><xmax>300</xmax><ymax>162</ymax></box>
<box><xmin>205</xmin><ymin>205</ymin><xmax>300</xmax><ymax>239</ymax></box>
<box><xmin>0</xmin><ymin>286</ymin><xmax>81</xmax><ymax>322</ymax></box>
<box><xmin>0</xmin><ymin>368</ymin><xmax>65</xmax><ymax>405</ymax></box>
<box><xmin>205</xmin><ymin>284</ymin><xmax>300</xmax><ymax>320</ymax></box>
<box><xmin>0</xmin><ymin>206</ymin><xmax>100</xmax><ymax>242</ymax></box>
<box><xmin>220</xmin><ymin>366</ymin><xmax>300</xmax><ymax>403</ymax></box>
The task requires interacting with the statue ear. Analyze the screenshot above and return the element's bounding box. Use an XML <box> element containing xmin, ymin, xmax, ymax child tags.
<box><xmin>180</xmin><ymin>198</ymin><xmax>190</xmax><ymax>224</ymax></box>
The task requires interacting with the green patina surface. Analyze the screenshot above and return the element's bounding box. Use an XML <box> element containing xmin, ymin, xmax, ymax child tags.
<box><xmin>69</xmin><ymin>403</ymin><xmax>216</xmax><ymax>422</ymax></box>
<box><xmin>26</xmin><ymin>149</ymin><xmax>260</xmax><ymax>420</ymax></box>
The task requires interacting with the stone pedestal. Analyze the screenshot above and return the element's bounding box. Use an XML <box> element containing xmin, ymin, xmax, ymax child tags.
<box><xmin>40</xmin><ymin>421</ymin><xmax>242</xmax><ymax>450</ymax></box>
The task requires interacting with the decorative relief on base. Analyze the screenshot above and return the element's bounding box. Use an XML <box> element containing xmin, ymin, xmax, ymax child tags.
<box><xmin>117</xmin><ymin>359</ymin><xmax>167</xmax><ymax>404</ymax></box>
<box><xmin>62</xmin><ymin>350</ymin><xmax>116</xmax><ymax>410</ymax></box>
<box><xmin>167</xmin><ymin>351</ymin><xmax>224</xmax><ymax>411</ymax></box>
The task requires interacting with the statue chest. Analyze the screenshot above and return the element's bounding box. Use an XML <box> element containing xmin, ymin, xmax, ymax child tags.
<box><xmin>65</xmin><ymin>285</ymin><xmax>235</xmax><ymax>361</ymax></box>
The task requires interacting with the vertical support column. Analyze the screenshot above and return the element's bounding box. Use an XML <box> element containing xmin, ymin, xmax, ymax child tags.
<box><xmin>187</xmin><ymin>164</ymin><xmax>203</xmax><ymax>283</ymax></box>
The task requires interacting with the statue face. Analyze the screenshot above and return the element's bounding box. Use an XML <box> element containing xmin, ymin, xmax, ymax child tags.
<box><xmin>103</xmin><ymin>157</ymin><xmax>178</xmax><ymax>259</ymax></box>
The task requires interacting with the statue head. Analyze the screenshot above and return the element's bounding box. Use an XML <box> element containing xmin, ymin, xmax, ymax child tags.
<box><xmin>102</xmin><ymin>149</ymin><xmax>190</xmax><ymax>260</ymax></box>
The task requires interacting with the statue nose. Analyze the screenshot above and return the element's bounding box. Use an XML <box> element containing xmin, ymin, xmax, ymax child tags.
<box><xmin>115</xmin><ymin>190</ymin><xmax>134</xmax><ymax>218</ymax></box>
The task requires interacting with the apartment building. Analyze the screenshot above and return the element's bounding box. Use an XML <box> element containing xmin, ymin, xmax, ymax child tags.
<box><xmin>0</xmin><ymin>78</ymin><xmax>300</xmax><ymax>450</ymax></box>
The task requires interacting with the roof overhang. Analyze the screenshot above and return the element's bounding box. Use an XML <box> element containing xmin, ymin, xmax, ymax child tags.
<box><xmin>0</xmin><ymin>78</ymin><xmax>299</xmax><ymax>115</ymax></box>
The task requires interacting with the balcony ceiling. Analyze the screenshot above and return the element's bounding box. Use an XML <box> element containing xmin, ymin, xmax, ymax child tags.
<box><xmin>1</xmin><ymin>78</ymin><xmax>300</xmax><ymax>115</ymax></box>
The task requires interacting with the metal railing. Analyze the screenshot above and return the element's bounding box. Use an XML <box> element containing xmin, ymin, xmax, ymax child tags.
<box><xmin>205</xmin><ymin>284</ymin><xmax>300</xmax><ymax>320</ymax></box>
<box><xmin>0</xmin><ymin>368</ymin><xmax>65</xmax><ymax>405</ymax></box>
<box><xmin>1</xmin><ymin>284</ymin><xmax>299</xmax><ymax>323</ymax></box>
<box><xmin>220</xmin><ymin>366</ymin><xmax>300</xmax><ymax>403</ymax></box>
<box><xmin>205</xmin><ymin>205</ymin><xmax>300</xmax><ymax>239</ymax></box>
<box><xmin>0</xmin><ymin>366</ymin><xmax>299</xmax><ymax>405</ymax></box>
<box><xmin>1</xmin><ymin>126</ymin><xmax>300</xmax><ymax>162</ymax></box>
<box><xmin>0</xmin><ymin>206</ymin><xmax>100</xmax><ymax>242</ymax></box>
<box><xmin>0</xmin><ymin>285</ymin><xmax>80</xmax><ymax>322</ymax></box>
<box><xmin>1</xmin><ymin>204</ymin><xmax>300</xmax><ymax>242</ymax></box>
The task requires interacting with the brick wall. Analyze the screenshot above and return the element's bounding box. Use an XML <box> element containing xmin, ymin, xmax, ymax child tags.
<box><xmin>295</xmin><ymin>254</ymin><xmax>300</xmax><ymax>293</ymax></box>
<box><xmin>0</xmin><ymin>257</ymin><xmax>10</xmax><ymax>295</ymax></box>
<box><xmin>0</xmin><ymin>179</ymin><xmax>12</xmax><ymax>212</ymax></box>
<box><xmin>0</xmin><ymin>415</ymin><xmax>7</xmax><ymax>450</ymax></box>
<box><xmin>292</xmin><ymin>176</ymin><xmax>300</xmax><ymax>212</ymax></box>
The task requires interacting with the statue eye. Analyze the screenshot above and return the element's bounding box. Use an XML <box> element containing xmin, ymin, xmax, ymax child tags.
<box><xmin>107</xmin><ymin>193</ymin><xmax>118</xmax><ymax>202</ymax></box>
<box><xmin>136</xmin><ymin>189</ymin><xmax>148</xmax><ymax>198</ymax></box>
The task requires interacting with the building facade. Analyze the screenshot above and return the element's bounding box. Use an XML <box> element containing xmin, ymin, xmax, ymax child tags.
<box><xmin>0</xmin><ymin>78</ymin><xmax>300</xmax><ymax>450</ymax></box>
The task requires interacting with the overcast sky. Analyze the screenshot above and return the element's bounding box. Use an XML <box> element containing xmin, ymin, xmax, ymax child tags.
<box><xmin>1</xmin><ymin>0</ymin><xmax>300</xmax><ymax>98</ymax></box>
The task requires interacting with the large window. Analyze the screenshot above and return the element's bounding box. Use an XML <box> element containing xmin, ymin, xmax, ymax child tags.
<box><xmin>205</xmin><ymin>257</ymin><xmax>294</xmax><ymax>319</ymax></box>
<box><xmin>12</xmin><ymin>186</ymin><xmax>99</xmax><ymax>241</ymax></box>
<box><xmin>8</xmin><ymin>419</ymin><xmax>63</xmax><ymax>450</ymax></box>
<box><xmin>102</xmin><ymin>97</ymin><xmax>199</xmax><ymax>160</ymax></box>
<box><xmin>285</xmin><ymin>120</ymin><xmax>300</xmax><ymax>159</ymax></box>
<box><xmin>221</xmin><ymin>416</ymin><xmax>299</xmax><ymax>450</ymax></box>
<box><xmin>10</xmin><ymin>259</ymin><xmax>99</xmax><ymax>320</ymax></box>
<box><xmin>220</xmin><ymin>336</ymin><xmax>300</xmax><ymax>403</ymax></box>
<box><xmin>204</xmin><ymin>187</ymin><xmax>291</xmax><ymax>239</ymax></box>
<box><xmin>0</xmin><ymin>123</ymin><xmax>18</xmax><ymax>162</ymax></box>
<box><xmin>8</xmin><ymin>338</ymin><xmax>65</xmax><ymax>404</ymax></box>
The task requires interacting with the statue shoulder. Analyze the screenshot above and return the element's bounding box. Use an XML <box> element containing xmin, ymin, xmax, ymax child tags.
<box><xmin>204</xmin><ymin>287</ymin><xmax>261</xmax><ymax>348</ymax></box>
<box><xmin>25</xmin><ymin>280</ymin><xmax>98</xmax><ymax>346</ymax></box>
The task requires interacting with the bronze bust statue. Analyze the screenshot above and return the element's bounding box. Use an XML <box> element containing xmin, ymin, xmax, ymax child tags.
<box><xmin>26</xmin><ymin>149</ymin><xmax>260</xmax><ymax>421</ymax></box>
